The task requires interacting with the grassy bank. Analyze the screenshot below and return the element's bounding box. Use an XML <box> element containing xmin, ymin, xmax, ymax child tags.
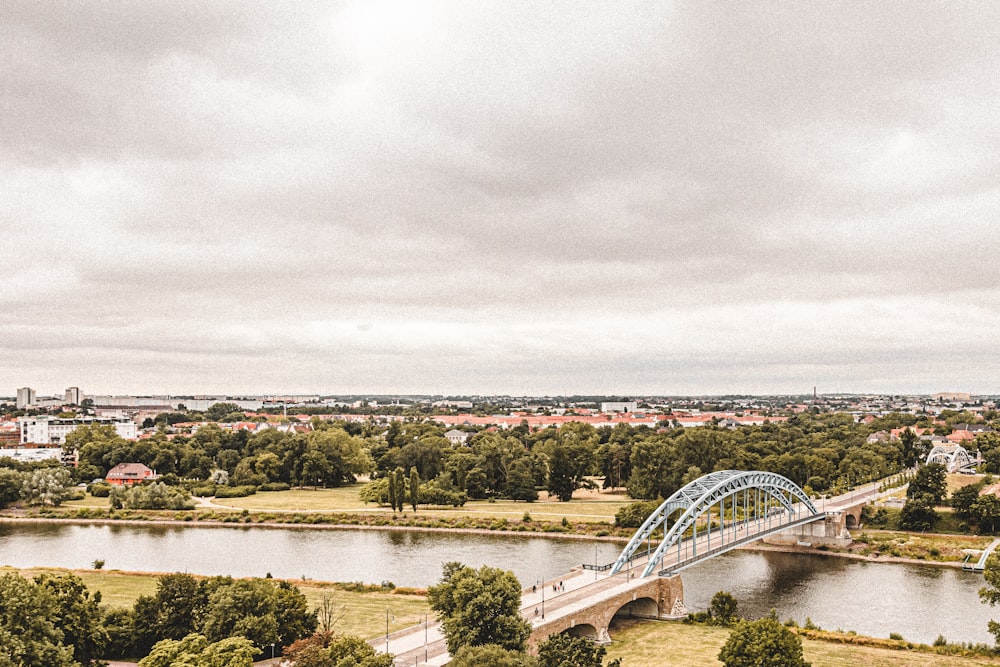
<box><xmin>605</xmin><ymin>619</ymin><xmax>1000</xmax><ymax>667</ymax></box>
<box><xmin>0</xmin><ymin>567</ymin><xmax>430</xmax><ymax>638</ymax></box>
<box><xmin>60</xmin><ymin>484</ymin><xmax>631</xmax><ymax>522</ymax></box>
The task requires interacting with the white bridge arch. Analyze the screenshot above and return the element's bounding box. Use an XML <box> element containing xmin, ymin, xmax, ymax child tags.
<box><xmin>926</xmin><ymin>444</ymin><xmax>977</xmax><ymax>473</ymax></box>
<box><xmin>610</xmin><ymin>470</ymin><xmax>821</xmax><ymax>578</ymax></box>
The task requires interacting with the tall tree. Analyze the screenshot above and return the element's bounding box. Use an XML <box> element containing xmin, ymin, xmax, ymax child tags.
<box><xmin>35</xmin><ymin>573</ymin><xmax>109</xmax><ymax>666</ymax></box>
<box><xmin>907</xmin><ymin>463</ymin><xmax>947</xmax><ymax>505</ymax></box>
<box><xmin>536</xmin><ymin>633</ymin><xmax>620</xmax><ymax>667</ymax></box>
<box><xmin>0</xmin><ymin>573</ymin><xmax>77</xmax><ymax>667</ymax></box>
<box><xmin>718</xmin><ymin>615</ymin><xmax>810</xmax><ymax>667</ymax></box>
<box><xmin>427</xmin><ymin>562</ymin><xmax>531</xmax><ymax>654</ymax></box>
<box><xmin>410</xmin><ymin>467</ymin><xmax>420</xmax><ymax>512</ymax></box>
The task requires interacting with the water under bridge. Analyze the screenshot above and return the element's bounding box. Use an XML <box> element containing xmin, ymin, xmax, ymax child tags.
<box><xmin>378</xmin><ymin>470</ymin><xmax>875</xmax><ymax>666</ymax></box>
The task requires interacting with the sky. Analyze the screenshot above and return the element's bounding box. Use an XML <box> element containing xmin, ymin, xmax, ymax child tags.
<box><xmin>3</xmin><ymin>1</ymin><xmax>1000</xmax><ymax>397</ymax></box>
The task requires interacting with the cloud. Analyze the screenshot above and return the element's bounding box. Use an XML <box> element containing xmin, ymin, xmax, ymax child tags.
<box><xmin>2</xmin><ymin>1</ymin><xmax>1000</xmax><ymax>395</ymax></box>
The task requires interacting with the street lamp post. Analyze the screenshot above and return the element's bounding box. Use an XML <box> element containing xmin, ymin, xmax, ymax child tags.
<box><xmin>269</xmin><ymin>643</ymin><xmax>275</xmax><ymax>660</ymax></box>
<box><xmin>424</xmin><ymin>613</ymin><xmax>428</xmax><ymax>663</ymax></box>
<box><xmin>386</xmin><ymin>607</ymin><xmax>390</xmax><ymax>654</ymax></box>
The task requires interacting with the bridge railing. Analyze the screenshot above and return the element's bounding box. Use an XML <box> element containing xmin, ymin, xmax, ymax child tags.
<box><xmin>656</xmin><ymin>512</ymin><xmax>821</xmax><ymax>576</ymax></box>
<box><xmin>582</xmin><ymin>562</ymin><xmax>614</xmax><ymax>572</ymax></box>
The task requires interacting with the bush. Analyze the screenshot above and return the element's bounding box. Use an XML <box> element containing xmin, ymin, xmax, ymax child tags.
<box><xmin>258</xmin><ymin>482</ymin><xmax>290</xmax><ymax>492</ymax></box>
<box><xmin>615</xmin><ymin>500</ymin><xmax>662</xmax><ymax>528</ymax></box>
<box><xmin>109</xmin><ymin>482</ymin><xmax>195</xmax><ymax>510</ymax></box>
<box><xmin>213</xmin><ymin>485</ymin><xmax>257</xmax><ymax>498</ymax></box>
<box><xmin>418</xmin><ymin>481</ymin><xmax>468</xmax><ymax>507</ymax></box>
<box><xmin>88</xmin><ymin>483</ymin><xmax>112</xmax><ymax>497</ymax></box>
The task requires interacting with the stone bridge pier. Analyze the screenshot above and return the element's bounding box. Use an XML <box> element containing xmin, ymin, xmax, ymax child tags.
<box><xmin>762</xmin><ymin>509</ymin><xmax>856</xmax><ymax>547</ymax></box>
<box><xmin>526</xmin><ymin>575</ymin><xmax>684</xmax><ymax>652</ymax></box>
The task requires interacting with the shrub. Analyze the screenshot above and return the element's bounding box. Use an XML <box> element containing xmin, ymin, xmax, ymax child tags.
<box><xmin>258</xmin><ymin>482</ymin><xmax>290</xmax><ymax>492</ymax></box>
<box><xmin>88</xmin><ymin>483</ymin><xmax>112</xmax><ymax>497</ymax></box>
<box><xmin>213</xmin><ymin>485</ymin><xmax>257</xmax><ymax>498</ymax></box>
<box><xmin>109</xmin><ymin>482</ymin><xmax>195</xmax><ymax>510</ymax></box>
<box><xmin>615</xmin><ymin>500</ymin><xmax>662</xmax><ymax>528</ymax></box>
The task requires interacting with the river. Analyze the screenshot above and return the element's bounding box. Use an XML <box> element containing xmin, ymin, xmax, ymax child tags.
<box><xmin>0</xmin><ymin>522</ymin><xmax>993</xmax><ymax>645</ymax></box>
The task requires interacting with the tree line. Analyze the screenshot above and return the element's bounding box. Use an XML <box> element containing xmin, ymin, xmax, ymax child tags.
<box><xmin>7</xmin><ymin>408</ymin><xmax>999</xmax><ymax>513</ymax></box>
<box><xmin>0</xmin><ymin>570</ymin><xmax>320</xmax><ymax>666</ymax></box>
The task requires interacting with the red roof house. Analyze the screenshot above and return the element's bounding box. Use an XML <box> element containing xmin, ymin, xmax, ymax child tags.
<box><xmin>106</xmin><ymin>462</ymin><xmax>156</xmax><ymax>486</ymax></box>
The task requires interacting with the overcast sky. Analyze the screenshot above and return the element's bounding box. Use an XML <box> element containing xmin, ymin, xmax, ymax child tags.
<box><xmin>3</xmin><ymin>1</ymin><xmax>1000</xmax><ymax>397</ymax></box>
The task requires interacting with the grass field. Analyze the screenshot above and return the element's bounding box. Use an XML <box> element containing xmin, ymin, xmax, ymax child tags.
<box><xmin>605</xmin><ymin>619</ymin><xmax>1000</xmax><ymax>667</ymax></box>
<box><xmin>1</xmin><ymin>567</ymin><xmax>430</xmax><ymax>639</ymax></box>
<box><xmin>58</xmin><ymin>483</ymin><xmax>632</xmax><ymax>524</ymax></box>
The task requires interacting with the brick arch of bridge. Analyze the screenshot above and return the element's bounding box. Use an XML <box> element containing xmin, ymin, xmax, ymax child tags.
<box><xmin>526</xmin><ymin>576</ymin><xmax>684</xmax><ymax>651</ymax></box>
<box><xmin>838</xmin><ymin>503</ymin><xmax>863</xmax><ymax>529</ymax></box>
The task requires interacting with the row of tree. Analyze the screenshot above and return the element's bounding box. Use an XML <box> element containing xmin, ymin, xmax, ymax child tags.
<box><xmin>44</xmin><ymin>409</ymin><xmax>1000</xmax><ymax>513</ymax></box>
<box><xmin>0</xmin><ymin>570</ymin><xmax>319</xmax><ymax>666</ymax></box>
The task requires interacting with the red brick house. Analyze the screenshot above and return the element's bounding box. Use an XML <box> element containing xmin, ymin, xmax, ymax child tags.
<box><xmin>106</xmin><ymin>462</ymin><xmax>156</xmax><ymax>486</ymax></box>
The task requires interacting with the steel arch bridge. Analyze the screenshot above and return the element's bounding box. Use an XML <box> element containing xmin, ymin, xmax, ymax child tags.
<box><xmin>926</xmin><ymin>444</ymin><xmax>976</xmax><ymax>473</ymax></box>
<box><xmin>610</xmin><ymin>470</ymin><xmax>822</xmax><ymax>578</ymax></box>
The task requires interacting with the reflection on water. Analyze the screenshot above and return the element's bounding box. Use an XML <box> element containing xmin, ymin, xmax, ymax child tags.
<box><xmin>0</xmin><ymin>522</ymin><xmax>993</xmax><ymax>644</ymax></box>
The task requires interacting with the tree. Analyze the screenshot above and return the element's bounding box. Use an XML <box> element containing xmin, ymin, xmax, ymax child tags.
<box><xmin>980</xmin><ymin>553</ymin><xmax>1000</xmax><ymax>644</ymax></box>
<box><xmin>205</xmin><ymin>403</ymin><xmax>244</xmax><ymax>422</ymax></box>
<box><xmin>410</xmin><ymin>467</ymin><xmax>420</xmax><ymax>511</ymax></box>
<box><xmin>449</xmin><ymin>644</ymin><xmax>537</xmax><ymax>667</ymax></box>
<box><xmin>200</xmin><ymin>577</ymin><xmax>316</xmax><ymax>650</ymax></box>
<box><xmin>132</xmin><ymin>573</ymin><xmax>208</xmax><ymax>654</ymax></box>
<box><xmin>20</xmin><ymin>466</ymin><xmax>73</xmax><ymax>506</ymax></box>
<box><xmin>547</xmin><ymin>446</ymin><xmax>577</xmax><ymax>502</ymax></box>
<box><xmin>393</xmin><ymin>468</ymin><xmax>406</xmax><ymax>512</ymax></box>
<box><xmin>110</xmin><ymin>482</ymin><xmax>194</xmax><ymax>510</ymax></box>
<box><xmin>907</xmin><ymin>464</ymin><xmax>947</xmax><ymax>505</ymax></box>
<box><xmin>0</xmin><ymin>468</ymin><xmax>22</xmax><ymax>507</ymax></box>
<box><xmin>718</xmin><ymin>615</ymin><xmax>810</xmax><ymax>667</ymax></box>
<box><xmin>974</xmin><ymin>494</ymin><xmax>1000</xmax><ymax>533</ymax></box>
<box><xmin>899</xmin><ymin>494</ymin><xmax>939</xmax><ymax>532</ymax></box>
<box><xmin>0</xmin><ymin>573</ymin><xmax>77</xmax><ymax>667</ymax></box>
<box><xmin>536</xmin><ymin>633</ymin><xmax>620</xmax><ymax>667</ymax></box>
<box><xmin>951</xmin><ymin>481</ymin><xmax>985</xmax><ymax>520</ymax></box>
<box><xmin>284</xmin><ymin>632</ymin><xmax>393</xmax><ymax>667</ymax></box>
<box><xmin>427</xmin><ymin>562</ymin><xmax>531</xmax><ymax>654</ymax></box>
<box><xmin>35</xmin><ymin>573</ymin><xmax>108</xmax><ymax>666</ymax></box>
<box><xmin>138</xmin><ymin>633</ymin><xmax>256</xmax><ymax>667</ymax></box>
<box><xmin>709</xmin><ymin>591</ymin><xmax>739</xmax><ymax>626</ymax></box>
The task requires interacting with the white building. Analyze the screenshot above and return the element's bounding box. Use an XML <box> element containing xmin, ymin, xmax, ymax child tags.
<box><xmin>601</xmin><ymin>401</ymin><xmax>638</xmax><ymax>413</ymax></box>
<box><xmin>16</xmin><ymin>387</ymin><xmax>36</xmax><ymax>409</ymax></box>
<box><xmin>64</xmin><ymin>387</ymin><xmax>82</xmax><ymax>405</ymax></box>
<box><xmin>18</xmin><ymin>416</ymin><xmax>138</xmax><ymax>445</ymax></box>
<box><xmin>0</xmin><ymin>447</ymin><xmax>64</xmax><ymax>464</ymax></box>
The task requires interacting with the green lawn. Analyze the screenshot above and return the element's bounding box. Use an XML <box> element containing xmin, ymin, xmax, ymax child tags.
<box><xmin>605</xmin><ymin>620</ymin><xmax>1000</xmax><ymax>667</ymax></box>
<box><xmin>214</xmin><ymin>485</ymin><xmax>629</xmax><ymax>523</ymax></box>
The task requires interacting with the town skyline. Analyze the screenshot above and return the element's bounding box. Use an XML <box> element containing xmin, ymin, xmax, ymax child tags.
<box><xmin>5</xmin><ymin>3</ymin><xmax>1000</xmax><ymax>396</ymax></box>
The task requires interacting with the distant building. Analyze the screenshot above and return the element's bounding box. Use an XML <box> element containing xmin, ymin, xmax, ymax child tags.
<box><xmin>933</xmin><ymin>392</ymin><xmax>972</xmax><ymax>402</ymax></box>
<box><xmin>16</xmin><ymin>387</ymin><xmax>36</xmax><ymax>409</ymax></box>
<box><xmin>64</xmin><ymin>387</ymin><xmax>82</xmax><ymax>405</ymax></box>
<box><xmin>433</xmin><ymin>400</ymin><xmax>474</xmax><ymax>409</ymax></box>
<box><xmin>106</xmin><ymin>462</ymin><xmax>156</xmax><ymax>486</ymax></box>
<box><xmin>601</xmin><ymin>401</ymin><xmax>638</xmax><ymax>413</ymax></box>
<box><xmin>18</xmin><ymin>416</ymin><xmax>137</xmax><ymax>445</ymax></box>
<box><xmin>0</xmin><ymin>447</ymin><xmax>64</xmax><ymax>464</ymax></box>
<box><xmin>444</xmin><ymin>429</ymin><xmax>471</xmax><ymax>445</ymax></box>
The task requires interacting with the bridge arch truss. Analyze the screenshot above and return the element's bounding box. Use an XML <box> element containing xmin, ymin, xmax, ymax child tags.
<box><xmin>610</xmin><ymin>470</ymin><xmax>821</xmax><ymax>578</ymax></box>
<box><xmin>926</xmin><ymin>444</ymin><xmax>976</xmax><ymax>473</ymax></box>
